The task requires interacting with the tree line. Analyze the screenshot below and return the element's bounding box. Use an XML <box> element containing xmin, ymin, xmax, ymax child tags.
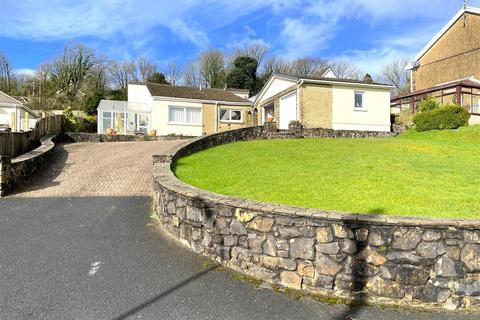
<box><xmin>0</xmin><ymin>42</ymin><xmax>411</xmax><ymax>115</ymax></box>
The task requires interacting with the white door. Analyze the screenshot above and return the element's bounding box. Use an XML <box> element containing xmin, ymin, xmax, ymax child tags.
<box><xmin>279</xmin><ymin>92</ymin><xmax>297</xmax><ymax>129</ymax></box>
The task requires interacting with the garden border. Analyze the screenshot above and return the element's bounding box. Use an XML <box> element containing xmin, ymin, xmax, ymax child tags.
<box><xmin>153</xmin><ymin>125</ymin><xmax>480</xmax><ymax>311</ymax></box>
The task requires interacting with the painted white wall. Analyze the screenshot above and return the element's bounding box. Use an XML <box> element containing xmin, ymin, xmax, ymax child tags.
<box><xmin>322</xmin><ymin>69</ymin><xmax>337</xmax><ymax>78</ymax></box>
<box><xmin>151</xmin><ymin>99</ymin><xmax>204</xmax><ymax>136</ymax></box>
<box><xmin>257</xmin><ymin>77</ymin><xmax>296</xmax><ymax>105</ymax></box>
<box><xmin>128</xmin><ymin>84</ymin><xmax>153</xmax><ymax>110</ymax></box>
<box><xmin>279</xmin><ymin>92</ymin><xmax>298</xmax><ymax>129</ymax></box>
<box><xmin>469</xmin><ymin>115</ymin><xmax>480</xmax><ymax>125</ymax></box>
<box><xmin>331</xmin><ymin>86</ymin><xmax>391</xmax><ymax>132</ymax></box>
<box><xmin>0</xmin><ymin>106</ymin><xmax>13</xmax><ymax>126</ymax></box>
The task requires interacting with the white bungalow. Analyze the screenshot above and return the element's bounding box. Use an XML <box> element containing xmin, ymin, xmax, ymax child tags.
<box><xmin>0</xmin><ymin>91</ymin><xmax>40</xmax><ymax>132</ymax></box>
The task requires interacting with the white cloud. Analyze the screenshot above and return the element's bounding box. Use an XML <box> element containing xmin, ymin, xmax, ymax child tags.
<box><xmin>0</xmin><ymin>0</ymin><xmax>277</xmax><ymax>47</ymax></box>
<box><xmin>14</xmin><ymin>68</ymin><xmax>36</xmax><ymax>76</ymax></box>
<box><xmin>273</xmin><ymin>0</ymin><xmax>480</xmax><ymax>82</ymax></box>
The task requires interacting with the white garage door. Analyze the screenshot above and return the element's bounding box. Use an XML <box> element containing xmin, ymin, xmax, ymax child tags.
<box><xmin>279</xmin><ymin>92</ymin><xmax>297</xmax><ymax>130</ymax></box>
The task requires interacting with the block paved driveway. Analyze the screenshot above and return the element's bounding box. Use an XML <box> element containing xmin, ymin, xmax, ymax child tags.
<box><xmin>1</xmin><ymin>142</ymin><xmax>478</xmax><ymax>319</ymax></box>
<box><xmin>10</xmin><ymin>141</ymin><xmax>185</xmax><ymax>198</ymax></box>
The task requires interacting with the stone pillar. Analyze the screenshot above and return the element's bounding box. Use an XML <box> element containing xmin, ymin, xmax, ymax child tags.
<box><xmin>264</xmin><ymin>121</ymin><xmax>277</xmax><ymax>134</ymax></box>
<box><xmin>0</xmin><ymin>156</ymin><xmax>12</xmax><ymax>197</ymax></box>
<box><xmin>288</xmin><ymin>121</ymin><xmax>303</xmax><ymax>138</ymax></box>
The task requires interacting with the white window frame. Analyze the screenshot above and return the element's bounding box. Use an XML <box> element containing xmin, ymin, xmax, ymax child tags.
<box><xmin>354</xmin><ymin>91</ymin><xmax>366</xmax><ymax>111</ymax></box>
<box><xmin>168</xmin><ymin>106</ymin><xmax>202</xmax><ymax>126</ymax></box>
<box><xmin>136</xmin><ymin>113</ymin><xmax>150</xmax><ymax>132</ymax></box>
<box><xmin>219</xmin><ymin>108</ymin><xmax>243</xmax><ymax>123</ymax></box>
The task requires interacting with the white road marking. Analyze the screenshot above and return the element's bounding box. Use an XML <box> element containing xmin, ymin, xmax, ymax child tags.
<box><xmin>88</xmin><ymin>261</ymin><xmax>102</xmax><ymax>276</ymax></box>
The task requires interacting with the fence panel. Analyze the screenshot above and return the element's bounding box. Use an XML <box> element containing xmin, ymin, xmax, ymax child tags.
<box><xmin>0</xmin><ymin>115</ymin><xmax>63</xmax><ymax>157</ymax></box>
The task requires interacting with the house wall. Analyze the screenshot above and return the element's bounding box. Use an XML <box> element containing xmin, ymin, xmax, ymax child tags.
<box><xmin>413</xmin><ymin>12</ymin><xmax>480</xmax><ymax>91</ymax></box>
<box><xmin>257</xmin><ymin>77</ymin><xmax>296</xmax><ymax>105</ymax></box>
<box><xmin>151</xmin><ymin>100</ymin><xmax>203</xmax><ymax>136</ymax></box>
<box><xmin>0</xmin><ymin>107</ymin><xmax>12</xmax><ymax>127</ymax></box>
<box><xmin>332</xmin><ymin>86</ymin><xmax>391</xmax><ymax>132</ymax></box>
<box><xmin>128</xmin><ymin>84</ymin><xmax>154</xmax><ymax>109</ymax></box>
<box><xmin>299</xmin><ymin>84</ymin><xmax>332</xmax><ymax>128</ymax></box>
<box><xmin>203</xmin><ymin>103</ymin><xmax>251</xmax><ymax>134</ymax></box>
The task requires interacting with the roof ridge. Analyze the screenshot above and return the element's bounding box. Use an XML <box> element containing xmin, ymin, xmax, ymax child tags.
<box><xmin>0</xmin><ymin>91</ymin><xmax>23</xmax><ymax>105</ymax></box>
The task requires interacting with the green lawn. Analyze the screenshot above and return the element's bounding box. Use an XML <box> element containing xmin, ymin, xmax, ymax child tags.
<box><xmin>173</xmin><ymin>126</ymin><xmax>480</xmax><ymax>219</ymax></box>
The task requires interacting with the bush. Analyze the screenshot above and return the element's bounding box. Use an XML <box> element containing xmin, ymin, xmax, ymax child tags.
<box><xmin>80</xmin><ymin>115</ymin><xmax>97</xmax><ymax>133</ymax></box>
<box><xmin>413</xmin><ymin>104</ymin><xmax>470</xmax><ymax>132</ymax></box>
<box><xmin>418</xmin><ymin>98</ymin><xmax>440</xmax><ymax>112</ymax></box>
<box><xmin>63</xmin><ymin>106</ymin><xmax>80</xmax><ymax>132</ymax></box>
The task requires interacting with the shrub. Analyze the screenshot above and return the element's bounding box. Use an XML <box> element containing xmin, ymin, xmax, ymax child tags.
<box><xmin>418</xmin><ymin>98</ymin><xmax>439</xmax><ymax>112</ymax></box>
<box><xmin>80</xmin><ymin>115</ymin><xmax>97</xmax><ymax>133</ymax></box>
<box><xmin>63</xmin><ymin>106</ymin><xmax>80</xmax><ymax>132</ymax></box>
<box><xmin>413</xmin><ymin>104</ymin><xmax>470</xmax><ymax>132</ymax></box>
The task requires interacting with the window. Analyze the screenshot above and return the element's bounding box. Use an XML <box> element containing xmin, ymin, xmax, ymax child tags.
<box><xmin>354</xmin><ymin>91</ymin><xmax>364</xmax><ymax>109</ymax></box>
<box><xmin>102</xmin><ymin>111</ymin><xmax>114</xmax><ymax>132</ymax></box>
<box><xmin>168</xmin><ymin>106</ymin><xmax>201</xmax><ymax>125</ymax></box>
<box><xmin>136</xmin><ymin>113</ymin><xmax>149</xmax><ymax>133</ymax></box>
<box><xmin>219</xmin><ymin>109</ymin><xmax>243</xmax><ymax>122</ymax></box>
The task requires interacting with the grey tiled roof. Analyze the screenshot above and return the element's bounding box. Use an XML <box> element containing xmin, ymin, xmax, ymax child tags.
<box><xmin>0</xmin><ymin>91</ymin><xmax>22</xmax><ymax>105</ymax></box>
<box><xmin>146</xmin><ymin>83</ymin><xmax>251</xmax><ymax>104</ymax></box>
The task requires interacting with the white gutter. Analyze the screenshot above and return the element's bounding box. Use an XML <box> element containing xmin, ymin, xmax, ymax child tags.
<box><xmin>301</xmin><ymin>78</ymin><xmax>395</xmax><ymax>90</ymax></box>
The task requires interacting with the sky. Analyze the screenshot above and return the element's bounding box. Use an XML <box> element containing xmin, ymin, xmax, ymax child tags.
<box><xmin>0</xmin><ymin>0</ymin><xmax>479</xmax><ymax>77</ymax></box>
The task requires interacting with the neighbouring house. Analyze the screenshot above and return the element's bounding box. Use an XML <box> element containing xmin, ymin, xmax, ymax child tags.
<box><xmin>97</xmin><ymin>83</ymin><xmax>252</xmax><ymax>136</ymax></box>
<box><xmin>254</xmin><ymin>72</ymin><xmax>394</xmax><ymax>132</ymax></box>
<box><xmin>0</xmin><ymin>91</ymin><xmax>40</xmax><ymax>132</ymax></box>
<box><xmin>392</xmin><ymin>6</ymin><xmax>480</xmax><ymax>124</ymax></box>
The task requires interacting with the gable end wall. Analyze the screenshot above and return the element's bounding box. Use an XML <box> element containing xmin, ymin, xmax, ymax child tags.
<box><xmin>413</xmin><ymin>12</ymin><xmax>480</xmax><ymax>90</ymax></box>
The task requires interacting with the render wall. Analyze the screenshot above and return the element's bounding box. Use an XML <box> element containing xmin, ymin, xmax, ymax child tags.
<box><xmin>151</xmin><ymin>100</ymin><xmax>204</xmax><ymax>136</ymax></box>
<box><xmin>332</xmin><ymin>86</ymin><xmax>391</xmax><ymax>132</ymax></box>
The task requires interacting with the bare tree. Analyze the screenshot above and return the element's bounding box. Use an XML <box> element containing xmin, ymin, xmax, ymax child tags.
<box><xmin>198</xmin><ymin>49</ymin><xmax>226</xmax><ymax>88</ymax></box>
<box><xmin>167</xmin><ymin>62</ymin><xmax>182</xmax><ymax>86</ymax></box>
<box><xmin>183</xmin><ymin>63</ymin><xmax>201</xmax><ymax>87</ymax></box>
<box><xmin>236</xmin><ymin>42</ymin><xmax>268</xmax><ymax>66</ymax></box>
<box><xmin>290</xmin><ymin>58</ymin><xmax>328</xmax><ymax>77</ymax></box>
<box><xmin>261</xmin><ymin>56</ymin><xmax>292</xmax><ymax>79</ymax></box>
<box><xmin>107</xmin><ymin>61</ymin><xmax>136</xmax><ymax>99</ymax></box>
<box><xmin>328</xmin><ymin>60</ymin><xmax>363</xmax><ymax>80</ymax></box>
<box><xmin>50</xmin><ymin>44</ymin><xmax>97</xmax><ymax>106</ymax></box>
<box><xmin>137</xmin><ymin>56</ymin><xmax>156</xmax><ymax>83</ymax></box>
<box><xmin>33</xmin><ymin>63</ymin><xmax>54</xmax><ymax>109</ymax></box>
<box><xmin>0</xmin><ymin>51</ymin><xmax>13</xmax><ymax>94</ymax></box>
<box><xmin>381</xmin><ymin>57</ymin><xmax>411</xmax><ymax>95</ymax></box>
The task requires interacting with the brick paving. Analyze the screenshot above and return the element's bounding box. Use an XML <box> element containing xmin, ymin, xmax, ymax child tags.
<box><xmin>10</xmin><ymin>140</ymin><xmax>186</xmax><ymax>197</ymax></box>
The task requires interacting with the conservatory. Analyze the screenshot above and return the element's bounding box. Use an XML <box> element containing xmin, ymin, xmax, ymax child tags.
<box><xmin>97</xmin><ymin>99</ymin><xmax>151</xmax><ymax>135</ymax></box>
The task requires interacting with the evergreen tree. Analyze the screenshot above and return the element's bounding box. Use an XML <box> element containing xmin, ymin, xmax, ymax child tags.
<box><xmin>226</xmin><ymin>56</ymin><xmax>258</xmax><ymax>95</ymax></box>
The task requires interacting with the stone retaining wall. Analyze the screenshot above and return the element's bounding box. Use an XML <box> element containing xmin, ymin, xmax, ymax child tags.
<box><xmin>65</xmin><ymin>132</ymin><xmax>193</xmax><ymax>143</ymax></box>
<box><xmin>153</xmin><ymin>125</ymin><xmax>480</xmax><ymax>310</ymax></box>
<box><xmin>0</xmin><ymin>135</ymin><xmax>57</xmax><ymax>196</ymax></box>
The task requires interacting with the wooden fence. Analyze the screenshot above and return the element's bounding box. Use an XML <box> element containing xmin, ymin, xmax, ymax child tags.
<box><xmin>0</xmin><ymin>115</ymin><xmax>63</xmax><ymax>158</ymax></box>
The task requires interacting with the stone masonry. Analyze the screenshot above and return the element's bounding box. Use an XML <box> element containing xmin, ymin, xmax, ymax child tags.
<box><xmin>153</xmin><ymin>125</ymin><xmax>480</xmax><ymax>310</ymax></box>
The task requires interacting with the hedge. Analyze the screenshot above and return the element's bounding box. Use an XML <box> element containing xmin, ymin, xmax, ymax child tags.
<box><xmin>413</xmin><ymin>104</ymin><xmax>470</xmax><ymax>132</ymax></box>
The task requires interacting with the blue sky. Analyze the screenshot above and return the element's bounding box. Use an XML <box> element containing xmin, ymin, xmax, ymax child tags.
<box><xmin>0</xmin><ymin>0</ymin><xmax>479</xmax><ymax>77</ymax></box>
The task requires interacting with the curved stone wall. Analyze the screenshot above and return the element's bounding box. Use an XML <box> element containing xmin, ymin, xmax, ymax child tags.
<box><xmin>153</xmin><ymin>126</ymin><xmax>480</xmax><ymax>310</ymax></box>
